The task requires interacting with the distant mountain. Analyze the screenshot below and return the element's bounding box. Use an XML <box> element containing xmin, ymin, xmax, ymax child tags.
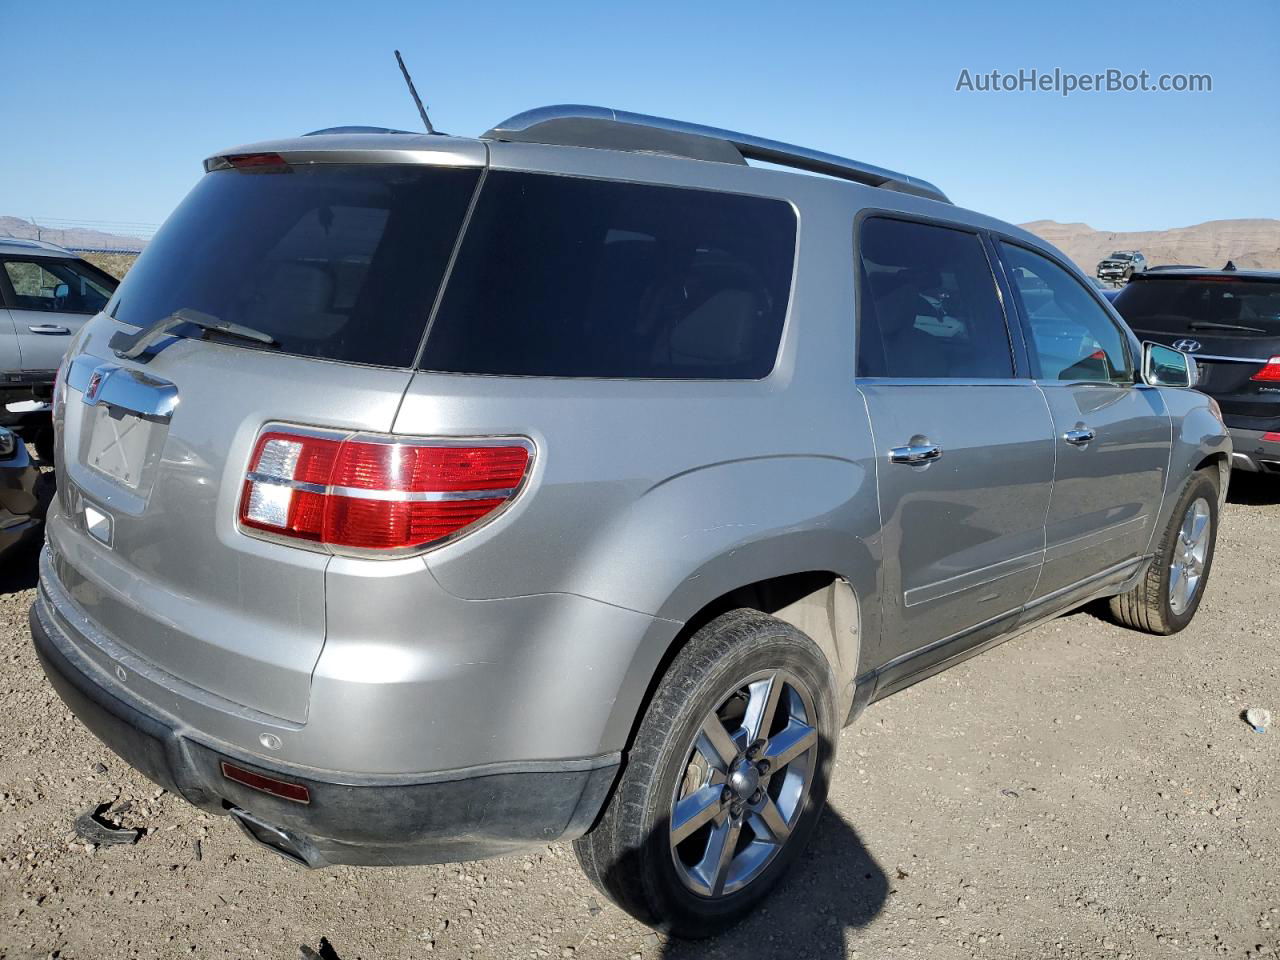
<box><xmin>1019</xmin><ymin>218</ymin><xmax>1280</xmax><ymax>274</ymax></box>
<box><xmin>0</xmin><ymin>216</ymin><xmax>148</xmax><ymax>252</ymax></box>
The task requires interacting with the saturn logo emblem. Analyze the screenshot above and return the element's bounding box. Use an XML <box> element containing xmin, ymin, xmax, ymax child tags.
<box><xmin>84</xmin><ymin>369</ymin><xmax>106</xmax><ymax>403</ymax></box>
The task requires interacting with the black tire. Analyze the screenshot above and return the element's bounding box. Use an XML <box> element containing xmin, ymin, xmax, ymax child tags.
<box><xmin>1109</xmin><ymin>470</ymin><xmax>1219</xmax><ymax>634</ymax></box>
<box><xmin>33</xmin><ymin>426</ymin><xmax>55</xmax><ymax>466</ymax></box>
<box><xmin>574</xmin><ymin>609</ymin><xmax>837</xmax><ymax>938</ymax></box>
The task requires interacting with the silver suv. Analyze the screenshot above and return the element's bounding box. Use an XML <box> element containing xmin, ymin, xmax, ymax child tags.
<box><xmin>30</xmin><ymin>106</ymin><xmax>1229</xmax><ymax>937</ymax></box>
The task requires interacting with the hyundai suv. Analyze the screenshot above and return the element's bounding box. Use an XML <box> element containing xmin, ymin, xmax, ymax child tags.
<box><xmin>30</xmin><ymin>106</ymin><xmax>1229</xmax><ymax>937</ymax></box>
<box><xmin>1113</xmin><ymin>265</ymin><xmax>1280</xmax><ymax>475</ymax></box>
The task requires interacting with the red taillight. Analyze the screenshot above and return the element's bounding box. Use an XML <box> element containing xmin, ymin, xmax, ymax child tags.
<box><xmin>238</xmin><ymin>428</ymin><xmax>532</xmax><ymax>554</ymax></box>
<box><xmin>1251</xmin><ymin>357</ymin><xmax>1280</xmax><ymax>382</ymax></box>
<box><xmin>1263</xmin><ymin>432</ymin><xmax>1280</xmax><ymax>443</ymax></box>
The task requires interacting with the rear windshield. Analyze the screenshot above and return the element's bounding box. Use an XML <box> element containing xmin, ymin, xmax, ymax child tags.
<box><xmin>1113</xmin><ymin>278</ymin><xmax>1280</xmax><ymax>336</ymax></box>
<box><xmin>110</xmin><ymin>164</ymin><xmax>480</xmax><ymax>367</ymax></box>
<box><xmin>420</xmin><ymin>172</ymin><xmax>797</xmax><ymax>379</ymax></box>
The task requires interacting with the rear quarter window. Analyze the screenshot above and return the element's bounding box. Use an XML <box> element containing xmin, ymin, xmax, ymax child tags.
<box><xmin>110</xmin><ymin>165</ymin><xmax>481</xmax><ymax>367</ymax></box>
<box><xmin>419</xmin><ymin>172</ymin><xmax>797</xmax><ymax>379</ymax></box>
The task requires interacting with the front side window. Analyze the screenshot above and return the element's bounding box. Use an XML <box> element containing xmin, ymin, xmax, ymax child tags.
<box><xmin>3</xmin><ymin>258</ymin><xmax>115</xmax><ymax>314</ymax></box>
<box><xmin>420</xmin><ymin>173</ymin><xmax>797</xmax><ymax>379</ymax></box>
<box><xmin>856</xmin><ymin>217</ymin><xmax>1013</xmax><ymax>379</ymax></box>
<box><xmin>1001</xmin><ymin>242</ymin><xmax>1132</xmax><ymax>383</ymax></box>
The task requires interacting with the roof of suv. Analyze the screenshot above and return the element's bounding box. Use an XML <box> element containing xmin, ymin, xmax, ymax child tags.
<box><xmin>0</xmin><ymin>237</ymin><xmax>77</xmax><ymax>258</ymax></box>
<box><xmin>207</xmin><ymin>104</ymin><xmax>951</xmax><ymax>204</ymax></box>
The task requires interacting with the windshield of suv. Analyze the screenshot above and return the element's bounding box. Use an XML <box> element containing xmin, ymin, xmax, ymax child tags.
<box><xmin>109</xmin><ymin>164</ymin><xmax>481</xmax><ymax>367</ymax></box>
<box><xmin>1108</xmin><ymin>252</ymin><xmax>1133</xmax><ymax>260</ymax></box>
<box><xmin>1114</xmin><ymin>278</ymin><xmax>1280</xmax><ymax>335</ymax></box>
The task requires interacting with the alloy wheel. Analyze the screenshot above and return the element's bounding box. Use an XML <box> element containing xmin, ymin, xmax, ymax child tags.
<box><xmin>668</xmin><ymin>670</ymin><xmax>819</xmax><ymax>898</ymax></box>
<box><xmin>1169</xmin><ymin>496</ymin><xmax>1211</xmax><ymax>615</ymax></box>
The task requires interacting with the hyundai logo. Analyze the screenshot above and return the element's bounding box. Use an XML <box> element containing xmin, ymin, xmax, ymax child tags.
<box><xmin>1172</xmin><ymin>339</ymin><xmax>1201</xmax><ymax>353</ymax></box>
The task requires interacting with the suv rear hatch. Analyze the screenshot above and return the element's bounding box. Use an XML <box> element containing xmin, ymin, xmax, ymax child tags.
<box><xmin>50</xmin><ymin>146</ymin><xmax>483</xmax><ymax>722</ymax></box>
<box><xmin>1113</xmin><ymin>272</ymin><xmax>1280</xmax><ymax>427</ymax></box>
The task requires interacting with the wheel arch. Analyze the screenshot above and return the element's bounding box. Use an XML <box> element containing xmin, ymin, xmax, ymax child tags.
<box><xmin>1193</xmin><ymin>450</ymin><xmax>1230</xmax><ymax>509</ymax></box>
<box><xmin>600</xmin><ymin>546</ymin><xmax>877</xmax><ymax>762</ymax></box>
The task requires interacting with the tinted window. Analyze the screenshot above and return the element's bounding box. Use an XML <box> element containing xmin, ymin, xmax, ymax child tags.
<box><xmin>1001</xmin><ymin>242</ymin><xmax>1132</xmax><ymax>383</ymax></box>
<box><xmin>111</xmin><ymin>165</ymin><xmax>480</xmax><ymax>367</ymax></box>
<box><xmin>1114</xmin><ymin>278</ymin><xmax>1280</xmax><ymax>337</ymax></box>
<box><xmin>856</xmin><ymin>218</ymin><xmax>1012</xmax><ymax>378</ymax></box>
<box><xmin>421</xmin><ymin>173</ymin><xmax>796</xmax><ymax>379</ymax></box>
<box><xmin>3</xmin><ymin>258</ymin><xmax>114</xmax><ymax>314</ymax></box>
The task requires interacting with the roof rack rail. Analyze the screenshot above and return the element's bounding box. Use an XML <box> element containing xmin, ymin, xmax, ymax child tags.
<box><xmin>302</xmin><ymin>125</ymin><xmax>417</xmax><ymax>136</ymax></box>
<box><xmin>482</xmin><ymin>105</ymin><xmax>949</xmax><ymax>204</ymax></box>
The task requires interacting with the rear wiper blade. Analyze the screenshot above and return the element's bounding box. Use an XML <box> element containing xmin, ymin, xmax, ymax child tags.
<box><xmin>1187</xmin><ymin>321</ymin><xmax>1268</xmax><ymax>334</ymax></box>
<box><xmin>110</xmin><ymin>308</ymin><xmax>279</xmax><ymax>361</ymax></box>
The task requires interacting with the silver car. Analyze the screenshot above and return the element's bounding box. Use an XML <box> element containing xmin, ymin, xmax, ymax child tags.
<box><xmin>30</xmin><ymin>106</ymin><xmax>1229</xmax><ymax>937</ymax></box>
<box><xmin>1</xmin><ymin>237</ymin><xmax>117</xmax><ymax>408</ymax></box>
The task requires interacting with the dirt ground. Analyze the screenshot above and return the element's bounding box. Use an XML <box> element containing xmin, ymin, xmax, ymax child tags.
<box><xmin>1</xmin><ymin>475</ymin><xmax>1277</xmax><ymax>960</ymax></box>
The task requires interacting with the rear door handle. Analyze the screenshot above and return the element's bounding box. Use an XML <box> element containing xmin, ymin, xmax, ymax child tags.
<box><xmin>889</xmin><ymin>442</ymin><xmax>943</xmax><ymax>465</ymax></box>
<box><xmin>1063</xmin><ymin>427</ymin><xmax>1096</xmax><ymax>446</ymax></box>
<box><xmin>28</xmin><ymin>324</ymin><xmax>70</xmax><ymax>335</ymax></box>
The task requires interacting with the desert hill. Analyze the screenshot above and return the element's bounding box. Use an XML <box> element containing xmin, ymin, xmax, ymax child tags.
<box><xmin>1019</xmin><ymin>218</ymin><xmax>1280</xmax><ymax>274</ymax></box>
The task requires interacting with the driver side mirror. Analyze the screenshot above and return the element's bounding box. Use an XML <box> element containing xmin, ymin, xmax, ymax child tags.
<box><xmin>1143</xmin><ymin>341</ymin><xmax>1197</xmax><ymax>388</ymax></box>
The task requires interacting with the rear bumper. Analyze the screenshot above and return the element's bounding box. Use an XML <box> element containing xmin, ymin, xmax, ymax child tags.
<box><xmin>30</xmin><ymin>595</ymin><xmax>619</xmax><ymax>867</ymax></box>
<box><xmin>1228</xmin><ymin>427</ymin><xmax>1280</xmax><ymax>474</ymax></box>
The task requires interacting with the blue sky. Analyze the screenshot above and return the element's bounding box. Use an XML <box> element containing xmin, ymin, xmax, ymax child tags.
<box><xmin>2</xmin><ymin>0</ymin><xmax>1276</xmax><ymax>234</ymax></box>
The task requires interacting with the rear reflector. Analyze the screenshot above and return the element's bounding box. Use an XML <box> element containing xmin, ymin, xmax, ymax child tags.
<box><xmin>1251</xmin><ymin>357</ymin><xmax>1280</xmax><ymax>382</ymax></box>
<box><xmin>239</xmin><ymin>427</ymin><xmax>532</xmax><ymax>555</ymax></box>
<box><xmin>220</xmin><ymin>761</ymin><xmax>311</xmax><ymax>804</ymax></box>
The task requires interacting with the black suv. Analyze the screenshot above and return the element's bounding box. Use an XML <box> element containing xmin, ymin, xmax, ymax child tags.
<box><xmin>1112</xmin><ymin>265</ymin><xmax>1280</xmax><ymax>474</ymax></box>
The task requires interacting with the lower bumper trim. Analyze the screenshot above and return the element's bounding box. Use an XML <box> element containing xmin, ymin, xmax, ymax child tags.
<box><xmin>30</xmin><ymin>598</ymin><xmax>620</xmax><ymax>866</ymax></box>
<box><xmin>1228</xmin><ymin>427</ymin><xmax>1280</xmax><ymax>474</ymax></box>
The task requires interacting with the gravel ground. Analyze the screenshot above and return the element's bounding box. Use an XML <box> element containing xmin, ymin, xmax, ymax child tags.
<box><xmin>1</xmin><ymin>475</ymin><xmax>1277</xmax><ymax>960</ymax></box>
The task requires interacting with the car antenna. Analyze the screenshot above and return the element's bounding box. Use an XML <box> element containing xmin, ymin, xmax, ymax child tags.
<box><xmin>394</xmin><ymin>50</ymin><xmax>439</xmax><ymax>135</ymax></box>
<box><xmin>1223</xmin><ymin>259</ymin><xmax>1237</xmax><ymax>271</ymax></box>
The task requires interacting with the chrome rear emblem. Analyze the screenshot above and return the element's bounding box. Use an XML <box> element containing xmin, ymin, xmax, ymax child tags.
<box><xmin>1172</xmin><ymin>339</ymin><xmax>1201</xmax><ymax>353</ymax></box>
<box><xmin>83</xmin><ymin>369</ymin><xmax>105</xmax><ymax>403</ymax></box>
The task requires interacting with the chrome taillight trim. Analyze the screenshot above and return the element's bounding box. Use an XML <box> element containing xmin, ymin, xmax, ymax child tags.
<box><xmin>328</xmin><ymin>485</ymin><xmax>517</xmax><ymax>503</ymax></box>
<box><xmin>244</xmin><ymin>473</ymin><xmax>328</xmax><ymax>495</ymax></box>
<box><xmin>244</xmin><ymin>473</ymin><xmax>516</xmax><ymax>503</ymax></box>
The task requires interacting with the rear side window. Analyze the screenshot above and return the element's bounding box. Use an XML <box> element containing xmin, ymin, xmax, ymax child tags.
<box><xmin>1001</xmin><ymin>242</ymin><xmax>1133</xmax><ymax>383</ymax></box>
<box><xmin>856</xmin><ymin>217</ymin><xmax>1013</xmax><ymax>379</ymax></box>
<box><xmin>1114</xmin><ymin>278</ymin><xmax>1280</xmax><ymax>337</ymax></box>
<box><xmin>420</xmin><ymin>173</ymin><xmax>797</xmax><ymax>379</ymax></box>
<box><xmin>3</xmin><ymin>258</ymin><xmax>115</xmax><ymax>314</ymax></box>
<box><xmin>110</xmin><ymin>165</ymin><xmax>481</xmax><ymax>367</ymax></box>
